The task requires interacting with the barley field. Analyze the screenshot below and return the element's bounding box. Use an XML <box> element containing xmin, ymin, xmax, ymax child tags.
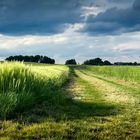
<box><xmin>0</xmin><ymin>62</ymin><xmax>69</xmax><ymax>119</ymax></box>
<box><xmin>0</xmin><ymin>62</ymin><xmax>140</xmax><ymax>140</ymax></box>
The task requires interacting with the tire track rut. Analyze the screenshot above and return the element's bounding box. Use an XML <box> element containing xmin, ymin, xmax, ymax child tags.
<box><xmin>75</xmin><ymin>70</ymin><xmax>138</xmax><ymax>105</ymax></box>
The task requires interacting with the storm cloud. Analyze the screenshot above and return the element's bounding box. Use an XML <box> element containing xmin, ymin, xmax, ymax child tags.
<box><xmin>0</xmin><ymin>0</ymin><xmax>90</xmax><ymax>35</ymax></box>
<box><xmin>82</xmin><ymin>0</ymin><xmax>140</xmax><ymax>35</ymax></box>
<box><xmin>0</xmin><ymin>0</ymin><xmax>137</xmax><ymax>36</ymax></box>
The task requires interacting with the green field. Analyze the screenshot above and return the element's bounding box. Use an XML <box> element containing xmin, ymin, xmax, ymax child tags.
<box><xmin>0</xmin><ymin>62</ymin><xmax>140</xmax><ymax>139</ymax></box>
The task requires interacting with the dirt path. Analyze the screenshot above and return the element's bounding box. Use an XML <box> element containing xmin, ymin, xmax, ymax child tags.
<box><xmin>75</xmin><ymin>70</ymin><xmax>139</xmax><ymax>106</ymax></box>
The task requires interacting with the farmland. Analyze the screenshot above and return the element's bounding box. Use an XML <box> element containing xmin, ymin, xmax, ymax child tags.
<box><xmin>0</xmin><ymin>62</ymin><xmax>140</xmax><ymax>139</ymax></box>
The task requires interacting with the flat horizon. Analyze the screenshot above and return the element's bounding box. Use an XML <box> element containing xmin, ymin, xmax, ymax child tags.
<box><xmin>0</xmin><ymin>0</ymin><xmax>140</xmax><ymax>63</ymax></box>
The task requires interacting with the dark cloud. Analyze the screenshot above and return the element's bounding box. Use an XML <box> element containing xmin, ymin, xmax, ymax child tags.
<box><xmin>82</xmin><ymin>0</ymin><xmax>140</xmax><ymax>35</ymax></box>
<box><xmin>133</xmin><ymin>0</ymin><xmax>140</xmax><ymax>10</ymax></box>
<box><xmin>88</xmin><ymin>0</ymin><xmax>134</xmax><ymax>9</ymax></box>
<box><xmin>0</xmin><ymin>0</ymin><xmax>90</xmax><ymax>35</ymax></box>
<box><xmin>108</xmin><ymin>0</ymin><xmax>132</xmax><ymax>3</ymax></box>
<box><xmin>0</xmin><ymin>0</ymin><xmax>139</xmax><ymax>36</ymax></box>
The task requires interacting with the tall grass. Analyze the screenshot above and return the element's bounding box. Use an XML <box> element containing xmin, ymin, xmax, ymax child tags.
<box><xmin>83</xmin><ymin>66</ymin><xmax>140</xmax><ymax>83</ymax></box>
<box><xmin>0</xmin><ymin>62</ymin><xmax>69</xmax><ymax>118</ymax></box>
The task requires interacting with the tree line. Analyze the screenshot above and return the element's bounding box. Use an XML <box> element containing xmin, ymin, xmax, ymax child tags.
<box><xmin>5</xmin><ymin>56</ymin><xmax>140</xmax><ymax>66</ymax></box>
<box><xmin>83</xmin><ymin>58</ymin><xmax>112</xmax><ymax>65</ymax></box>
<box><xmin>5</xmin><ymin>55</ymin><xmax>55</xmax><ymax>64</ymax></box>
<box><xmin>65</xmin><ymin>58</ymin><xmax>111</xmax><ymax>65</ymax></box>
<box><xmin>65</xmin><ymin>58</ymin><xmax>140</xmax><ymax>66</ymax></box>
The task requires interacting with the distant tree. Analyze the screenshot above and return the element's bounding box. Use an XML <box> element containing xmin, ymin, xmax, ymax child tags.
<box><xmin>6</xmin><ymin>55</ymin><xmax>23</xmax><ymax>61</ymax></box>
<box><xmin>40</xmin><ymin>56</ymin><xmax>55</xmax><ymax>64</ymax></box>
<box><xmin>65</xmin><ymin>59</ymin><xmax>77</xmax><ymax>65</ymax></box>
<box><xmin>24</xmin><ymin>56</ymin><xmax>31</xmax><ymax>62</ymax></box>
<box><xmin>17</xmin><ymin>55</ymin><xmax>24</xmax><ymax>61</ymax></box>
<box><xmin>114</xmin><ymin>62</ymin><xmax>139</xmax><ymax>66</ymax></box>
<box><xmin>84</xmin><ymin>58</ymin><xmax>104</xmax><ymax>65</ymax></box>
<box><xmin>30</xmin><ymin>55</ymin><xmax>39</xmax><ymax>62</ymax></box>
<box><xmin>134</xmin><ymin>62</ymin><xmax>137</xmax><ymax>65</ymax></box>
<box><xmin>103</xmin><ymin>60</ymin><xmax>112</xmax><ymax>65</ymax></box>
<box><xmin>5</xmin><ymin>56</ymin><xmax>14</xmax><ymax>61</ymax></box>
<box><xmin>34</xmin><ymin>55</ymin><xmax>41</xmax><ymax>62</ymax></box>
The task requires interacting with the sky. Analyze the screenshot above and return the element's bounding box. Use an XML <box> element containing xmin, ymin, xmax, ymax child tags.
<box><xmin>0</xmin><ymin>0</ymin><xmax>140</xmax><ymax>63</ymax></box>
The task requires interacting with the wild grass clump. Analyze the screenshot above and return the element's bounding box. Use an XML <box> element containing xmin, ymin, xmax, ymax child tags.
<box><xmin>0</xmin><ymin>62</ymin><xmax>69</xmax><ymax>119</ymax></box>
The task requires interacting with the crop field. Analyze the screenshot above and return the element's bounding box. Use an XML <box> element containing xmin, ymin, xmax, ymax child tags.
<box><xmin>0</xmin><ymin>62</ymin><xmax>69</xmax><ymax>119</ymax></box>
<box><xmin>0</xmin><ymin>62</ymin><xmax>140</xmax><ymax>139</ymax></box>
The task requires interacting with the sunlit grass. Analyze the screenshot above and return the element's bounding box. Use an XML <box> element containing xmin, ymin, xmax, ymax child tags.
<box><xmin>0</xmin><ymin>62</ymin><xmax>69</xmax><ymax>118</ymax></box>
<box><xmin>0</xmin><ymin>64</ymin><xmax>140</xmax><ymax>139</ymax></box>
<box><xmin>82</xmin><ymin>65</ymin><xmax>140</xmax><ymax>83</ymax></box>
